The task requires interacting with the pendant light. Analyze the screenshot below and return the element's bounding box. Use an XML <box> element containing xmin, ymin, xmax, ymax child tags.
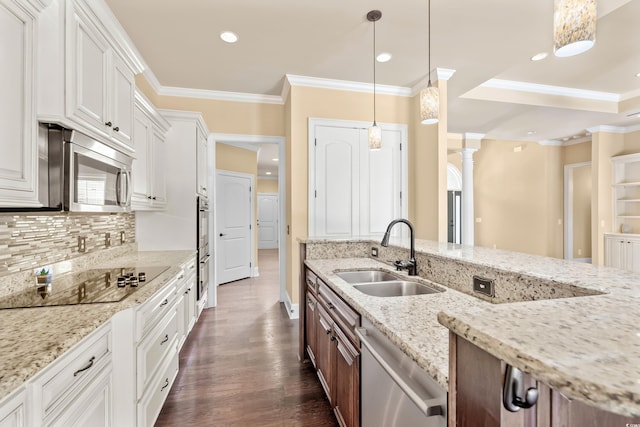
<box><xmin>367</xmin><ymin>10</ymin><xmax>382</xmax><ymax>150</ymax></box>
<box><xmin>553</xmin><ymin>0</ymin><xmax>596</xmax><ymax>57</ymax></box>
<box><xmin>420</xmin><ymin>0</ymin><xmax>439</xmax><ymax>125</ymax></box>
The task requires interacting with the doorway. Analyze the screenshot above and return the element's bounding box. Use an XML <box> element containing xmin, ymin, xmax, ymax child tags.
<box><xmin>216</xmin><ymin>170</ymin><xmax>253</xmax><ymax>284</ymax></box>
<box><xmin>564</xmin><ymin>162</ymin><xmax>592</xmax><ymax>263</ymax></box>
<box><xmin>258</xmin><ymin>193</ymin><xmax>279</xmax><ymax>249</ymax></box>
<box><xmin>447</xmin><ymin>163</ymin><xmax>462</xmax><ymax>244</ymax></box>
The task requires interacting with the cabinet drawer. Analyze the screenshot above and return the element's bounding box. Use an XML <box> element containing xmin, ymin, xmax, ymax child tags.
<box><xmin>137</xmin><ymin>309</ymin><xmax>178</xmax><ymax>399</ymax></box>
<box><xmin>137</xmin><ymin>349</ymin><xmax>179</xmax><ymax>427</ymax></box>
<box><xmin>306</xmin><ymin>269</ymin><xmax>318</xmax><ymax>295</ymax></box>
<box><xmin>0</xmin><ymin>388</ymin><xmax>25</xmax><ymax>427</ymax></box>
<box><xmin>318</xmin><ymin>280</ymin><xmax>359</xmax><ymax>344</ymax></box>
<box><xmin>136</xmin><ymin>274</ymin><xmax>178</xmax><ymax>341</ymax></box>
<box><xmin>39</xmin><ymin>325</ymin><xmax>111</xmax><ymax>419</ymax></box>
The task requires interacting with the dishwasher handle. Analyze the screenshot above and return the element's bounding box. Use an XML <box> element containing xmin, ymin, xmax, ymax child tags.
<box><xmin>356</xmin><ymin>327</ymin><xmax>443</xmax><ymax>418</ymax></box>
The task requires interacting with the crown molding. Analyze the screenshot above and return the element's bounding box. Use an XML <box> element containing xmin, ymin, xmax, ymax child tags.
<box><xmin>134</xmin><ymin>89</ymin><xmax>171</xmax><ymax>131</ymax></box>
<box><xmin>587</xmin><ymin>125</ymin><xmax>629</xmax><ymax>134</ymax></box>
<box><xmin>157</xmin><ymin>86</ymin><xmax>284</xmax><ymax>105</ymax></box>
<box><xmin>212</xmin><ymin>133</ymin><xmax>285</xmax><ymax>145</ymax></box>
<box><xmin>218</xmin><ymin>140</ymin><xmax>261</xmax><ymax>152</ymax></box>
<box><xmin>538</xmin><ymin>139</ymin><xmax>565</xmax><ymax>146</ymax></box>
<box><xmin>621</xmin><ymin>88</ymin><xmax>640</xmax><ymax>101</ymax></box>
<box><xmin>285</xmin><ymin>74</ymin><xmax>412</xmax><ymax>97</ymax></box>
<box><xmin>410</xmin><ymin>68</ymin><xmax>457</xmax><ymax>96</ymax></box>
<box><xmin>143</xmin><ymin>68</ymin><xmax>163</xmax><ymax>95</ymax></box>
<box><xmin>281</xmin><ymin>77</ymin><xmax>292</xmax><ymax>102</ymax></box>
<box><xmin>464</xmin><ymin>132</ymin><xmax>485</xmax><ymax>141</ymax></box>
<box><xmin>481</xmin><ymin>79</ymin><xmax>620</xmax><ymax>102</ymax></box>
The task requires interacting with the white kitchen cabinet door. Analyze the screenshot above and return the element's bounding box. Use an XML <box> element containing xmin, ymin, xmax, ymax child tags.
<box><xmin>0</xmin><ymin>0</ymin><xmax>39</xmax><ymax>207</ymax></box>
<box><xmin>313</xmin><ymin>126</ymin><xmax>360</xmax><ymax>237</ymax></box>
<box><xmin>66</xmin><ymin>2</ymin><xmax>110</xmax><ymax>140</ymax></box>
<box><xmin>628</xmin><ymin>238</ymin><xmax>640</xmax><ymax>273</ymax></box>
<box><xmin>150</xmin><ymin>129</ymin><xmax>167</xmax><ymax>207</ymax></box>
<box><xmin>604</xmin><ymin>233</ymin><xmax>640</xmax><ymax>272</ymax></box>
<box><xmin>132</xmin><ymin>105</ymin><xmax>152</xmax><ymax>207</ymax></box>
<box><xmin>0</xmin><ymin>388</ymin><xmax>25</xmax><ymax>427</ymax></box>
<box><xmin>111</xmin><ymin>55</ymin><xmax>134</xmax><ymax>149</ymax></box>
<box><xmin>196</xmin><ymin>127</ymin><xmax>208</xmax><ymax>197</ymax></box>
<box><xmin>310</xmin><ymin>120</ymin><xmax>406</xmax><ymax>238</ymax></box>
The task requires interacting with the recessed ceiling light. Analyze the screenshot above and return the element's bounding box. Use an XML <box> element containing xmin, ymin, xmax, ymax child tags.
<box><xmin>530</xmin><ymin>52</ymin><xmax>548</xmax><ymax>61</ymax></box>
<box><xmin>572</xmin><ymin>135</ymin><xmax>580</xmax><ymax>139</ymax></box>
<box><xmin>636</xmin><ymin>72</ymin><xmax>640</xmax><ymax>77</ymax></box>
<box><xmin>562</xmin><ymin>137</ymin><xmax>570</xmax><ymax>141</ymax></box>
<box><xmin>527</xmin><ymin>130</ymin><xmax>536</xmax><ymax>135</ymax></box>
<box><xmin>272</xmin><ymin>158</ymin><xmax>279</xmax><ymax>162</ymax></box>
<box><xmin>376</xmin><ymin>53</ymin><xmax>392</xmax><ymax>63</ymax></box>
<box><xmin>266</xmin><ymin>171</ymin><xmax>272</xmax><ymax>175</ymax></box>
<box><xmin>220</xmin><ymin>31</ymin><xmax>238</xmax><ymax>43</ymax></box>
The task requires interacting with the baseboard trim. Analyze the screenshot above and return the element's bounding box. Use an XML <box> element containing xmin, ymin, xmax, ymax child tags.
<box><xmin>252</xmin><ymin>266</ymin><xmax>259</xmax><ymax>277</ymax></box>
<box><xmin>284</xmin><ymin>291</ymin><xmax>300</xmax><ymax>319</ymax></box>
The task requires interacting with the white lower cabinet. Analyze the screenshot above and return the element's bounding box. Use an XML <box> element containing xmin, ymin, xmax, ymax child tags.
<box><xmin>33</xmin><ymin>322</ymin><xmax>113</xmax><ymax>427</ymax></box>
<box><xmin>0</xmin><ymin>257</ymin><xmax>201</xmax><ymax>427</ymax></box>
<box><xmin>604</xmin><ymin>233</ymin><xmax>640</xmax><ymax>272</ymax></box>
<box><xmin>0</xmin><ymin>388</ymin><xmax>25</xmax><ymax>427</ymax></box>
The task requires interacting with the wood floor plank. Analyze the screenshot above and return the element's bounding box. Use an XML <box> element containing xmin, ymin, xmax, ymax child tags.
<box><xmin>155</xmin><ymin>249</ymin><xmax>338</xmax><ymax>427</ymax></box>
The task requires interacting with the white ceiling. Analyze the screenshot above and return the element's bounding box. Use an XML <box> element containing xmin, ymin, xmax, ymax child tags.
<box><xmin>105</xmin><ymin>0</ymin><xmax>640</xmax><ymax>151</ymax></box>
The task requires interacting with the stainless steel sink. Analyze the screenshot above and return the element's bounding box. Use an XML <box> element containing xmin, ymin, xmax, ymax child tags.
<box><xmin>353</xmin><ymin>281</ymin><xmax>441</xmax><ymax>297</ymax></box>
<box><xmin>335</xmin><ymin>270</ymin><xmax>399</xmax><ymax>284</ymax></box>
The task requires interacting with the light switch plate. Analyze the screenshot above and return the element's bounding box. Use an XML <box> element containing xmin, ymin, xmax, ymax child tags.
<box><xmin>105</xmin><ymin>233</ymin><xmax>111</xmax><ymax>248</ymax></box>
<box><xmin>78</xmin><ymin>236</ymin><xmax>86</xmax><ymax>253</ymax></box>
<box><xmin>371</xmin><ymin>247</ymin><xmax>378</xmax><ymax>257</ymax></box>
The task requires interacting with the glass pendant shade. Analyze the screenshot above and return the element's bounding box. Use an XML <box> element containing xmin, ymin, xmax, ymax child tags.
<box><xmin>368</xmin><ymin>123</ymin><xmax>382</xmax><ymax>150</ymax></box>
<box><xmin>420</xmin><ymin>84</ymin><xmax>439</xmax><ymax>125</ymax></box>
<box><xmin>553</xmin><ymin>0</ymin><xmax>596</xmax><ymax>57</ymax></box>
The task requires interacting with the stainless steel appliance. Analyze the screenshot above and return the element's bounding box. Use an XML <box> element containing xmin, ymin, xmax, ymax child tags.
<box><xmin>0</xmin><ymin>266</ymin><xmax>169</xmax><ymax>309</ymax></box>
<box><xmin>356</xmin><ymin>318</ymin><xmax>447</xmax><ymax>427</ymax></box>
<box><xmin>38</xmin><ymin>123</ymin><xmax>133</xmax><ymax>212</ymax></box>
<box><xmin>197</xmin><ymin>196</ymin><xmax>210</xmax><ymax>300</ymax></box>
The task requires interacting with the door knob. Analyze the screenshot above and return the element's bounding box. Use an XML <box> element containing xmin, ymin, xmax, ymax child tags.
<box><xmin>219</xmin><ymin>233</ymin><xmax>226</xmax><ymax>237</ymax></box>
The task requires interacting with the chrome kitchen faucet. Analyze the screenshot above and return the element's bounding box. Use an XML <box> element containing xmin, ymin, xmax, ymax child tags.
<box><xmin>380</xmin><ymin>218</ymin><xmax>417</xmax><ymax>276</ymax></box>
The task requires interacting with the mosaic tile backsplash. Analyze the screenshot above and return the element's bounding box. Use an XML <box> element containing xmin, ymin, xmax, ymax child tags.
<box><xmin>0</xmin><ymin>213</ymin><xmax>135</xmax><ymax>277</ymax></box>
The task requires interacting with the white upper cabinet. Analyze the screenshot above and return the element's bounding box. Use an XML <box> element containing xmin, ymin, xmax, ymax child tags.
<box><xmin>0</xmin><ymin>0</ymin><xmax>45</xmax><ymax>207</ymax></box>
<box><xmin>38</xmin><ymin>0</ymin><xmax>143</xmax><ymax>156</ymax></box>
<box><xmin>196</xmin><ymin>126</ymin><xmax>208</xmax><ymax>198</ymax></box>
<box><xmin>131</xmin><ymin>90</ymin><xmax>170</xmax><ymax>210</ymax></box>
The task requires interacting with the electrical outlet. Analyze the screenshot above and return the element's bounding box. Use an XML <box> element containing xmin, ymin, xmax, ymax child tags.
<box><xmin>473</xmin><ymin>276</ymin><xmax>495</xmax><ymax>297</ymax></box>
<box><xmin>105</xmin><ymin>233</ymin><xmax>111</xmax><ymax>248</ymax></box>
<box><xmin>371</xmin><ymin>247</ymin><xmax>378</xmax><ymax>257</ymax></box>
<box><xmin>78</xmin><ymin>236</ymin><xmax>86</xmax><ymax>253</ymax></box>
<box><xmin>120</xmin><ymin>231</ymin><xmax>126</xmax><ymax>244</ymax></box>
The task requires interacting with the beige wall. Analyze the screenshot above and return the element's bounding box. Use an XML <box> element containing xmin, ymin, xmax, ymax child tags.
<box><xmin>216</xmin><ymin>143</ymin><xmax>259</xmax><ymax>267</ymax></box>
<box><xmin>474</xmin><ymin>139</ymin><xmax>563</xmax><ymax>257</ymax></box>
<box><xmin>257</xmin><ymin>178</ymin><xmax>278</xmax><ymax>193</ymax></box>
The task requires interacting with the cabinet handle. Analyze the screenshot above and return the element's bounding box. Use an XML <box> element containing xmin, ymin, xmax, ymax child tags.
<box><xmin>160</xmin><ymin>334</ymin><xmax>169</xmax><ymax>345</ymax></box>
<box><xmin>73</xmin><ymin>356</ymin><xmax>96</xmax><ymax>377</ymax></box>
<box><xmin>105</xmin><ymin>121</ymin><xmax>112</xmax><ymax>127</ymax></box>
<box><xmin>330</xmin><ymin>334</ymin><xmax>337</xmax><ymax>342</ymax></box>
<box><xmin>147</xmin><ymin>196</ymin><xmax>152</xmax><ymax>199</ymax></box>
<box><xmin>152</xmin><ymin>196</ymin><xmax>157</xmax><ymax>200</ymax></box>
<box><xmin>327</xmin><ymin>301</ymin><xmax>335</xmax><ymax>310</ymax></box>
<box><xmin>161</xmin><ymin>378</ymin><xmax>169</xmax><ymax>391</ymax></box>
<box><xmin>113</xmin><ymin>126</ymin><xmax>120</xmax><ymax>132</ymax></box>
<box><xmin>160</xmin><ymin>299</ymin><xmax>168</xmax><ymax>307</ymax></box>
<box><xmin>503</xmin><ymin>364</ymin><xmax>538</xmax><ymax>412</ymax></box>
<box><xmin>179</xmin><ymin>274</ymin><xmax>184</xmax><ymax>280</ymax></box>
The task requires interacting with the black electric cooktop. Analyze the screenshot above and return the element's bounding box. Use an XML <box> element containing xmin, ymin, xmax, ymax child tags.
<box><xmin>0</xmin><ymin>266</ymin><xmax>170</xmax><ymax>309</ymax></box>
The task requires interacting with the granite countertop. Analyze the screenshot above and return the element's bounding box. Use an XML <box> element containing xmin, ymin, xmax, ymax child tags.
<box><xmin>0</xmin><ymin>250</ymin><xmax>195</xmax><ymax>401</ymax></box>
<box><xmin>304</xmin><ymin>257</ymin><xmax>487</xmax><ymax>390</ymax></box>
<box><xmin>304</xmin><ymin>237</ymin><xmax>640</xmax><ymax>418</ymax></box>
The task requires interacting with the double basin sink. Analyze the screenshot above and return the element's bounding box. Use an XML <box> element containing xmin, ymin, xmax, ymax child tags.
<box><xmin>335</xmin><ymin>269</ymin><xmax>443</xmax><ymax>297</ymax></box>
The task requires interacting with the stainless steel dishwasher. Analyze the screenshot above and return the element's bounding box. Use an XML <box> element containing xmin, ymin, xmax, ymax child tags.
<box><xmin>356</xmin><ymin>318</ymin><xmax>447</xmax><ymax>427</ymax></box>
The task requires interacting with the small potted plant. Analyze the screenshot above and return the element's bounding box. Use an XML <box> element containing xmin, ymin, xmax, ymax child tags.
<box><xmin>36</xmin><ymin>268</ymin><xmax>52</xmax><ymax>285</ymax></box>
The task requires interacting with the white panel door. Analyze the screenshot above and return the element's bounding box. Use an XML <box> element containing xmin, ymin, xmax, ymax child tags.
<box><xmin>216</xmin><ymin>171</ymin><xmax>252</xmax><ymax>284</ymax></box>
<box><xmin>258</xmin><ymin>194</ymin><xmax>278</xmax><ymax>249</ymax></box>
<box><xmin>314</xmin><ymin>126</ymin><xmax>360</xmax><ymax>237</ymax></box>
<box><xmin>360</xmin><ymin>128</ymin><xmax>403</xmax><ymax>236</ymax></box>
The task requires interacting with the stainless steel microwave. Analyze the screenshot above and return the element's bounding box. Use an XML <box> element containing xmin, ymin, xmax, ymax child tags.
<box><xmin>39</xmin><ymin>124</ymin><xmax>133</xmax><ymax>212</ymax></box>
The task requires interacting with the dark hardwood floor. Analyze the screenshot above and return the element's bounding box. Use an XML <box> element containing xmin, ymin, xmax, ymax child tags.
<box><xmin>155</xmin><ymin>249</ymin><xmax>338</xmax><ymax>427</ymax></box>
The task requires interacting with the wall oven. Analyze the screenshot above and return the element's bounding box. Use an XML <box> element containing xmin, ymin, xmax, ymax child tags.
<box><xmin>197</xmin><ymin>196</ymin><xmax>210</xmax><ymax>300</ymax></box>
<box><xmin>39</xmin><ymin>124</ymin><xmax>132</xmax><ymax>212</ymax></box>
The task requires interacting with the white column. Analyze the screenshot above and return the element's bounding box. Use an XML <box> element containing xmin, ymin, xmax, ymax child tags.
<box><xmin>461</xmin><ymin>148</ymin><xmax>477</xmax><ymax>246</ymax></box>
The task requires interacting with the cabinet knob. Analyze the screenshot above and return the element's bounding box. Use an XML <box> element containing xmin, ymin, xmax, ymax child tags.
<box><xmin>147</xmin><ymin>196</ymin><xmax>152</xmax><ymax>199</ymax></box>
<box><xmin>113</xmin><ymin>126</ymin><xmax>120</xmax><ymax>132</ymax></box>
<box><xmin>105</xmin><ymin>121</ymin><xmax>112</xmax><ymax>127</ymax></box>
<box><xmin>152</xmin><ymin>196</ymin><xmax>157</xmax><ymax>200</ymax></box>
